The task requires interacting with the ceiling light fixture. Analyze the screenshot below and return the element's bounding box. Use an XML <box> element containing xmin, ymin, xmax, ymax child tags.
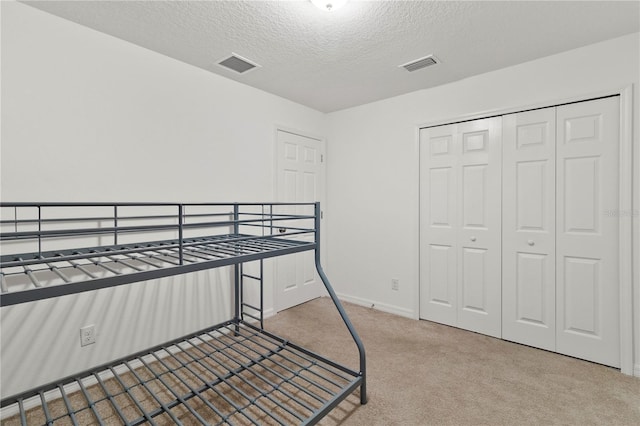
<box><xmin>310</xmin><ymin>0</ymin><xmax>347</xmax><ymax>12</ymax></box>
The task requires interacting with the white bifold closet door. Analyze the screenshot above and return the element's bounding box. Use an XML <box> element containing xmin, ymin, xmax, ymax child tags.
<box><xmin>502</xmin><ymin>97</ymin><xmax>620</xmax><ymax>367</ymax></box>
<box><xmin>419</xmin><ymin>117</ymin><xmax>502</xmax><ymax>338</ymax></box>
<box><xmin>502</xmin><ymin>108</ymin><xmax>557</xmax><ymax>351</ymax></box>
<box><xmin>556</xmin><ymin>98</ymin><xmax>620</xmax><ymax>367</ymax></box>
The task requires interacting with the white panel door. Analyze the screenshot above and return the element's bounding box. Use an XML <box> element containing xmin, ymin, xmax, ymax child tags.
<box><xmin>420</xmin><ymin>117</ymin><xmax>501</xmax><ymax>338</ymax></box>
<box><xmin>502</xmin><ymin>108</ymin><xmax>556</xmax><ymax>350</ymax></box>
<box><xmin>275</xmin><ymin>130</ymin><xmax>324</xmax><ymax>312</ymax></box>
<box><xmin>456</xmin><ymin>118</ymin><xmax>502</xmax><ymax>338</ymax></box>
<box><xmin>419</xmin><ymin>124</ymin><xmax>458</xmax><ymax>326</ymax></box>
<box><xmin>556</xmin><ymin>97</ymin><xmax>620</xmax><ymax>367</ymax></box>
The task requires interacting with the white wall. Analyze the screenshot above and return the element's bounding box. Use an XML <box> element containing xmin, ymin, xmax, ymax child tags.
<box><xmin>0</xmin><ymin>2</ymin><xmax>325</xmax><ymax>397</ymax></box>
<box><xmin>325</xmin><ymin>33</ymin><xmax>640</xmax><ymax>374</ymax></box>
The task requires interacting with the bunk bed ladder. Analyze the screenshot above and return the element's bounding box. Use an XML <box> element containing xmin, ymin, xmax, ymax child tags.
<box><xmin>239</xmin><ymin>259</ymin><xmax>265</xmax><ymax>329</ymax></box>
<box><xmin>238</xmin><ymin>204</ymin><xmax>267</xmax><ymax>329</ymax></box>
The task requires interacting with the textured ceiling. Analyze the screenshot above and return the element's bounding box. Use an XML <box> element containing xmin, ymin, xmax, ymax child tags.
<box><xmin>22</xmin><ymin>1</ymin><xmax>640</xmax><ymax>112</ymax></box>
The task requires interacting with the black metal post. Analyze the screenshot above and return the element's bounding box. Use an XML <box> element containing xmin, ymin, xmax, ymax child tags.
<box><xmin>114</xmin><ymin>206</ymin><xmax>118</xmax><ymax>246</ymax></box>
<box><xmin>178</xmin><ymin>204</ymin><xmax>184</xmax><ymax>265</ymax></box>
<box><xmin>313</xmin><ymin>202</ymin><xmax>367</xmax><ymax>404</ymax></box>
<box><xmin>233</xmin><ymin>204</ymin><xmax>240</xmax><ymax>325</ymax></box>
<box><xmin>259</xmin><ymin>259</ymin><xmax>264</xmax><ymax>329</ymax></box>
<box><xmin>37</xmin><ymin>206</ymin><xmax>42</xmax><ymax>257</ymax></box>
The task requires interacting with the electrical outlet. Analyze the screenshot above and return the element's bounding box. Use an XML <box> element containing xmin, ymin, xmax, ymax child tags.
<box><xmin>391</xmin><ymin>278</ymin><xmax>399</xmax><ymax>291</ymax></box>
<box><xmin>80</xmin><ymin>325</ymin><xmax>96</xmax><ymax>347</ymax></box>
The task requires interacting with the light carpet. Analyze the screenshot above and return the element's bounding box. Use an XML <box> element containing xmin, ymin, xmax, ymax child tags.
<box><xmin>265</xmin><ymin>297</ymin><xmax>640</xmax><ymax>425</ymax></box>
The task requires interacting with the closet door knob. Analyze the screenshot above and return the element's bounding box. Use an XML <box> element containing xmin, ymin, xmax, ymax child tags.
<box><xmin>470</xmin><ymin>236</ymin><xmax>476</xmax><ymax>242</ymax></box>
<box><xmin>527</xmin><ymin>240</ymin><xmax>535</xmax><ymax>246</ymax></box>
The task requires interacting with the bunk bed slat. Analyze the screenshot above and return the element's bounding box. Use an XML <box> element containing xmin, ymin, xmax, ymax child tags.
<box><xmin>0</xmin><ymin>240</ymin><xmax>315</xmax><ymax>307</ymax></box>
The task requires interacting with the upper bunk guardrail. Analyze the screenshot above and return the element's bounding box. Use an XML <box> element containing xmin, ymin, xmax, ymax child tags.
<box><xmin>0</xmin><ymin>202</ymin><xmax>316</xmax><ymax>253</ymax></box>
<box><xmin>0</xmin><ymin>202</ymin><xmax>318</xmax><ymax>306</ymax></box>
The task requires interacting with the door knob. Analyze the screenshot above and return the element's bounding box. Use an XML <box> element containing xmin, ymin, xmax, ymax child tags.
<box><xmin>470</xmin><ymin>236</ymin><xmax>476</xmax><ymax>242</ymax></box>
<box><xmin>527</xmin><ymin>240</ymin><xmax>535</xmax><ymax>246</ymax></box>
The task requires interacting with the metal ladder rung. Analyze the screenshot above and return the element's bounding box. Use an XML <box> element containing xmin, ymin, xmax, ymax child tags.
<box><xmin>241</xmin><ymin>274</ymin><xmax>261</xmax><ymax>281</ymax></box>
<box><xmin>241</xmin><ymin>312</ymin><xmax>261</xmax><ymax>322</ymax></box>
<box><xmin>241</xmin><ymin>302</ymin><xmax>261</xmax><ymax>312</ymax></box>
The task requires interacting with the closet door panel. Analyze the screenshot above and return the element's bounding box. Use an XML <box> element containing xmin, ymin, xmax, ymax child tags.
<box><xmin>456</xmin><ymin>118</ymin><xmax>502</xmax><ymax>338</ymax></box>
<box><xmin>556</xmin><ymin>97</ymin><xmax>620</xmax><ymax>367</ymax></box>
<box><xmin>461</xmin><ymin>247</ymin><xmax>489</xmax><ymax>312</ymax></box>
<box><xmin>515</xmin><ymin>253</ymin><xmax>549</xmax><ymax>319</ymax></box>
<box><xmin>502</xmin><ymin>109</ymin><xmax>556</xmax><ymax>351</ymax></box>
<box><xmin>420</xmin><ymin>125</ymin><xmax>458</xmax><ymax>326</ymax></box>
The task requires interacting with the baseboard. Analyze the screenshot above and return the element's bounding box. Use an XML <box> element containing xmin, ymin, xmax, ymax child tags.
<box><xmin>634</xmin><ymin>363</ymin><xmax>640</xmax><ymax>378</ymax></box>
<box><xmin>336</xmin><ymin>293</ymin><xmax>415</xmax><ymax>319</ymax></box>
<box><xmin>262</xmin><ymin>307</ymin><xmax>275</xmax><ymax>319</ymax></box>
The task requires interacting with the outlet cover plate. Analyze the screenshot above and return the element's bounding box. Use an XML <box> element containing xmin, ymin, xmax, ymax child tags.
<box><xmin>80</xmin><ymin>325</ymin><xmax>96</xmax><ymax>347</ymax></box>
<box><xmin>391</xmin><ymin>279</ymin><xmax>399</xmax><ymax>291</ymax></box>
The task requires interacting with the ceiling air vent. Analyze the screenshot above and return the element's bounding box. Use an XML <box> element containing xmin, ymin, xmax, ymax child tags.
<box><xmin>400</xmin><ymin>55</ymin><xmax>439</xmax><ymax>72</ymax></box>
<box><xmin>217</xmin><ymin>53</ymin><xmax>261</xmax><ymax>74</ymax></box>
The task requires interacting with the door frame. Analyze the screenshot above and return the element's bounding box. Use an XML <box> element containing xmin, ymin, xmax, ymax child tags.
<box><xmin>417</xmin><ymin>85</ymin><xmax>634</xmax><ymax>375</ymax></box>
<box><xmin>273</xmin><ymin>126</ymin><xmax>328</xmax><ymax>312</ymax></box>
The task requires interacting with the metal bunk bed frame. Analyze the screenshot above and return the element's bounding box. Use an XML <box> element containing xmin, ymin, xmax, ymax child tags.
<box><xmin>0</xmin><ymin>202</ymin><xmax>367</xmax><ymax>425</ymax></box>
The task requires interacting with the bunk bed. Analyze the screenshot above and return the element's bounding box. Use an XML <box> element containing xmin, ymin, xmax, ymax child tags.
<box><xmin>0</xmin><ymin>202</ymin><xmax>367</xmax><ymax>425</ymax></box>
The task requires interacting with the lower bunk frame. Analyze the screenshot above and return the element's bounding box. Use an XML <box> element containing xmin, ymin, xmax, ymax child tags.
<box><xmin>1</xmin><ymin>320</ymin><xmax>362</xmax><ymax>426</ymax></box>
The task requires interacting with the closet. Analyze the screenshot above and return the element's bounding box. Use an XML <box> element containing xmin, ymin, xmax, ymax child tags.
<box><xmin>420</xmin><ymin>96</ymin><xmax>620</xmax><ymax>367</ymax></box>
